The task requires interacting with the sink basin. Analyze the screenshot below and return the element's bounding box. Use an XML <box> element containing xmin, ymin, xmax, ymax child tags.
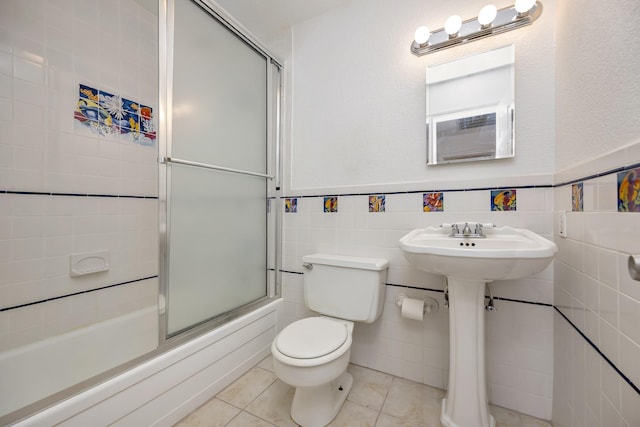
<box><xmin>399</xmin><ymin>223</ymin><xmax>558</xmax><ymax>427</ymax></box>
<box><xmin>399</xmin><ymin>224</ymin><xmax>558</xmax><ymax>281</ymax></box>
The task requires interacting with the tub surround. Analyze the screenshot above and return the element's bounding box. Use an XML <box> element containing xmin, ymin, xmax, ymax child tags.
<box><xmin>0</xmin><ymin>0</ymin><xmax>161</xmax><ymax>419</ymax></box>
<box><xmin>9</xmin><ymin>301</ymin><xmax>281</xmax><ymax>427</ymax></box>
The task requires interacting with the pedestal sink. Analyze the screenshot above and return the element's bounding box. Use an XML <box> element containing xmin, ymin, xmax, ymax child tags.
<box><xmin>399</xmin><ymin>223</ymin><xmax>557</xmax><ymax>427</ymax></box>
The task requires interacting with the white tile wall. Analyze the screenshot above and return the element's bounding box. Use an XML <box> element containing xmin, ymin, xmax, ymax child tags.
<box><xmin>0</xmin><ymin>0</ymin><xmax>158</xmax><ymax>197</ymax></box>
<box><xmin>554</xmin><ymin>310</ymin><xmax>640</xmax><ymax>427</ymax></box>
<box><xmin>281</xmin><ymin>185</ymin><xmax>555</xmax><ymax>419</ymax></box>
<box><xmin>0</xmin><ymin>0</ymin><xmax>159</xmax><ymax>357</ymax></box>
<box><xmin>552</xmin><ymin>141</ymin><xmax>640</xmax><ymax>426</ymax></box>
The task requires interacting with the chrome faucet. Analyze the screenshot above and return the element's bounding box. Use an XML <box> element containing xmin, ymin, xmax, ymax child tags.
<box><xmin>447</xmin><ymin>222</ymin><xmax>490</xmax><ymax>238</ymax></box>
<box><xmin>450</xmin><ymin>224</ymin><xmax>460</xmax><ymax>236</ymax></box>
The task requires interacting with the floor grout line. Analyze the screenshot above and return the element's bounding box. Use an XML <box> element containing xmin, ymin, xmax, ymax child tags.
<box><xmin>178</xmin><ymin>356</ymin><xmax>551</xmax><ymax>427</ymax></box>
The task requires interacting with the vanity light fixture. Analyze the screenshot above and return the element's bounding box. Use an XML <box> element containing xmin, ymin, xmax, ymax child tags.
<box><xmin>411</xmin><ymin>1</ymin><xmax>542</xmax><ymax>56</ymax></box>
<box><xmin>414</xmin><ymin>25</ymin><xmax>431</xmax><ymax>45</ymax></box>
<box><xmin>478</xmin><ymin>4</ymin><xmax>497</xmax><ymax>27</ymax></box>
<box><xmin>444</xmin><ymin>15</ymin><xmax>463</xmax><ymax>38</ymax></box>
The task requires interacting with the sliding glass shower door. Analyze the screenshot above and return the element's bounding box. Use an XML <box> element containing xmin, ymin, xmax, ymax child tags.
<box><xmin>162</xmin><ymin>0</ymin><xmax>279</xmax><ymax>336</ymax></box>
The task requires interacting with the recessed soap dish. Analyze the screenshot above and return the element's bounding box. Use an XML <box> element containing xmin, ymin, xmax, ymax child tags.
<box><xmin>70</xmin><ymin>250</ymin><xmax>109</xmax><ymax>277</ymax></box>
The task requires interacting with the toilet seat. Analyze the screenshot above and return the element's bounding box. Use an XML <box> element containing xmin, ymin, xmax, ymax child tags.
<box><xmin>275</xmin><ymin>317</ymin><xmax>349</xmax><ymax>359</ymax></box>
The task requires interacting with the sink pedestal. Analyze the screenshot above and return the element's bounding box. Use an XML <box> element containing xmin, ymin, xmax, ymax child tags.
<box><xmin>399</xmin><ymin>224</ymin><xmax>558</xmax><ymax>427</ymax></box>
<box><xmin>441</xmin><ymin>278</ymin><xmax>495</xmax><ymax>427</ymax></box>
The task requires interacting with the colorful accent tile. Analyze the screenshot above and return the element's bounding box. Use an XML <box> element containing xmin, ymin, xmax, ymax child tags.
<box><xmin>79</xmin><ymin>84</ymin><xmax>98</xmax><ymax>101</ymax></box>
<box><xmin>491</xmin><ymin>189</ymin><xmax>517</xmax><ymax>211</ymax></box>
<box><xmin>74</xmin><ymin>84</ymin><xmax>156</xmax><ymax>146</ymax></box>
<box><xmin>369</xmin><ymin>195</ymin><xmax>385</xmax><ymax>212</ymax></box>
<box><xmin>120</xmin><ymin>110</ymin><xmax>139</xmax><ymax>131</ymax></box>
<box><xmin>618</xmin><ymin>168</ymin><xmax>640</xmax><ymax>212</ymax></box>
<box><xmin>324</xmin><ymin>196</ymin><xmax>338</xmax><ymax>213</ymax></box>
<box><xmin>285</xmin><ymin>198</ymin><xmax>297</xmax><ymax>213</ymax></box>
<box><xmin>572</xmin><ymin>182</ymin><xmax>584</xmax><ymax>212</ymax></box>
<box><xmin>423</xmin><ymin>192</ymin><xmax>444</xmax><ymax>212</ymax></box>
<box><xmin>122</xmin><ymin>97</ymin><xmax>140</xmax><ymax>114</ymax></box>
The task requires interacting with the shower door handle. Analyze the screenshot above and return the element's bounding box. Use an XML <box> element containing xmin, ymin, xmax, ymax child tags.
<box><xmin>161</xmin><ymin>156</ymin><xmax>274</xmax><ymax>179</ymax></box>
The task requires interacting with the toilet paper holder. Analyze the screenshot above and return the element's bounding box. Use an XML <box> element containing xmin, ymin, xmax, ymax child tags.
<box><xmin>395</xmin><ymin>293</ymin><xmax>439</xmax><ymax>314</ymax></box>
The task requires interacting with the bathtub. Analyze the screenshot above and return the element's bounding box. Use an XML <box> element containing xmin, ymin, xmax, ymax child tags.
<box><xmin>1</xmin><ymin>306</ymin><xmax>158</xmax><ymax>419</ymax></box>
<box><xmin>6</xmin><ymin>299</ymin><xmax>282</xmax><ymax>426</ymax></box>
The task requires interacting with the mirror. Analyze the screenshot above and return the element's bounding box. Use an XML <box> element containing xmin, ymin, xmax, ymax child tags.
<box><xmin>426</xmin><ymin>45</ymin><xmax>515</xmax><ymax>165</ymax></box>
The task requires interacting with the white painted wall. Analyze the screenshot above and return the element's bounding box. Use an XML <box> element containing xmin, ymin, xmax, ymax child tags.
<box><xmin>555</xmin><ymin>0</ymin><xmax>640</xmax><ymax>173</ymax></box>
<box><xmin>288</xmin><ymin>0</ymin><xmax>556</xmax><ymax>192</ymax></box>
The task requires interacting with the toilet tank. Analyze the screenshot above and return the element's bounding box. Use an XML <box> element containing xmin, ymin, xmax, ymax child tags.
<box><xmin>302</xmin><ymin>254</ymin><xmax>389</xmax><ymax>323</ymax></box>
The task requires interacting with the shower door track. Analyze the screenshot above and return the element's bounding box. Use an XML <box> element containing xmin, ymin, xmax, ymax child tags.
<box><xmin>160</xmin><ymin>156</ymin><xmax>274</xmax><ymax>179</ymax></box>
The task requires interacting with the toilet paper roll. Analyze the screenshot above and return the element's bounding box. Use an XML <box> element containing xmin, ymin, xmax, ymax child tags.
<box><xmin>401</xmin><ymin>297</ymin><xmax>425</xmax><ymax>321</ymax></box>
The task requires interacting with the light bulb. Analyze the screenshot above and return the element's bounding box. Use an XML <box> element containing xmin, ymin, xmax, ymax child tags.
<box><xmin>414</xmin><ymin>26</ymin><xmax>431</xmax><ymax>45</ymax></box>
<box><xmin>444</xmin><ymin>15</ymin><xmax>462</xmax><ymax>37</ymax></box>
<box><xmin>514</xmin><ymin>0</ymin><xmax>536</xmax><ymax>14</ymax></box>
<box><xmin>478</xmin><ymin>4</ymin><xmax>497</xmax><ymax>27</ymax></box>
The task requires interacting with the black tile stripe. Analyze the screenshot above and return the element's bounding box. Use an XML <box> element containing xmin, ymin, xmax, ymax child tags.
<box><xmin>280</xmin><ymin>273</ymin><xmax>552</xmax><ymax>306</ymax></box>
<box><xmin>0</xmin><ymin>276</ymin><xmax>158</xmax><ymax>312</ymax></box>
<box><xmin>4</xmin><ymin>160</ymin><xmax>638</xmax><ymax>202</ymax></box>
<box><xmin>284</xmin><ymin>184</ymin><xmax>553</xmax><ymax>200</ymax></box>
<box><xmin>282</xmin><ymin>162</ymin><xmax>640</xmax><ymax>200</ymax></box>
<box><xmin>492</xmin><ymin>296</ymin><xmax>552</xmax><ymax>307</ymax></box>
<box><xmin>280</xmin><ymin>271</ymin><xmax>638</xmax><ymax>395</ymax></box>
<box><xmin>554</xmin><ymin>161</ymin><xmax>640</xmax><ymax>187</ymax></box>
<box><xmin>555</xmin><ymin>306</ymin><xmax>640</xmax><ymax>396</ymax></box>
<box><xmin>1</xmin><ymin>190</ymin><xmax>158</xmax><ymax>199</ymax></box>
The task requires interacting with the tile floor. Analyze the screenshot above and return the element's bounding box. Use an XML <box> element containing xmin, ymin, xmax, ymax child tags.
<box><xmin>174</xmin><ymin>356</ymin><xmax>552</xmax><ymax>427</ymax></box>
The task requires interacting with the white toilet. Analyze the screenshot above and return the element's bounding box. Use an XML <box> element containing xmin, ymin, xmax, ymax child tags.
<box><xmin>271</xmin><ymin>253</ymin><xmax>389</xmax><ymax>427</ymax></box>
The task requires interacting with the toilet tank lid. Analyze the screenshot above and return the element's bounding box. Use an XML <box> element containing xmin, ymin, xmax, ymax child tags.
<box><xmin>302</xmin><ymin>254</ymin><xmax>389</xmax><ymax>271</ymax></box>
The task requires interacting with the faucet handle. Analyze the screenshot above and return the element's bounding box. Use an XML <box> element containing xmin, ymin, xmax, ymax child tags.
<box><xmin>474</xmin><ymin>223</ymin><xmax>483</xmax><ymax>235</ymax></box>
<box><xmin>450</xmin><ymin>224</ymin><xmax>460</xmax><ymax>235</ymax></box>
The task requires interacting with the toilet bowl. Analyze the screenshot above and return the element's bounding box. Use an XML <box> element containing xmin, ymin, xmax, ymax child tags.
<box><xmin>271</xmin><ymin>254</ymin><xmax>389</xmax><ymax>427</ymax></box>
<box><xmin>272</xmin><ymin>317</ymin><xmax>354</xmax><ymax>427</ymax></box>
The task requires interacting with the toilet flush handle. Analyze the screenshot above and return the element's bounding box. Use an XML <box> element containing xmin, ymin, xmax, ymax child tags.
<box><xmin>302</xmin><ymin>262</ymin><xmax>313</xmax><ymax>271</ymax></box>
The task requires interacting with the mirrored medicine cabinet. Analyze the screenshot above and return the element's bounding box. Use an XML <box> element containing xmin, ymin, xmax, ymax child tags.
<box><xmin>426</xmin><ymin>45</ymin><xmax>515</xmax><ymax>165</ymax></box>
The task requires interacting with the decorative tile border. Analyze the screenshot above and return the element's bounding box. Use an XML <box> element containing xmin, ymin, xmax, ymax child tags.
<box><xmin>199</xmin><ymin>162</ymin><xmax>640</xmax><ymax>215</ymax></box>
<box><xmin>324</xmin><ymin>196</ymin><xmax>338</xmax><ymax>213</ymax></box>
<box><xmin>617</xmin><ymin>168</ymin><xmax>640</xmax><ymax>212</ymax></box>
<box><xmin>369</xmin><ymin>195</ymin><xmax>385</xmax><ymax>212</ymax></box>
<box><xmin>490</xmin><ymin>189</ymin><xmax>517</xmax><ymax>211</ymax></box>
<box><xmin>572</xmin><ymin>182</ymin><xmax>583</xmax><ymax>212</ymax></box>
<box><xmin>285</xmin><ymin>198</ymin><xmax>297</xmax><ymax>213</ymax></box>
<box><xmin>423</xmin><ymin>192</ymin><xmax>443</xmax><ymax>212</ymax></box>
<box><xmin>74</xmin><ymin>84</ymin><xmax>156</xmax><ymax>146</ymax></box>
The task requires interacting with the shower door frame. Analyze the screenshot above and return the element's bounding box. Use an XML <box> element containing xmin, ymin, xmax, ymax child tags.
<box><xmin>158</xmin><ymin>0</ymin><xmax>283</xmax><ymax>345</ymax></box>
